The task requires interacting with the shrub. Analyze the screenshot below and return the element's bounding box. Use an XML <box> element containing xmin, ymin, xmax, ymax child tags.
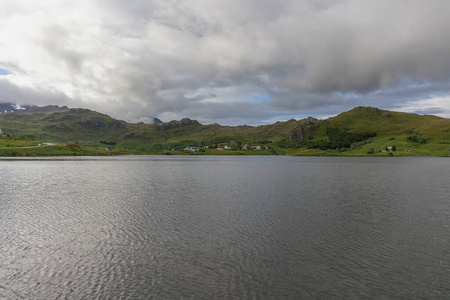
<box><xmin>407</xmin><ymin>136</ymin><xmax>427</xmax><ymax>144</ymax></box>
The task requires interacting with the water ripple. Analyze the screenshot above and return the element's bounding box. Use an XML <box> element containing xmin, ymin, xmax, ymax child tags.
<box><xmin>1</xmin><ymin>156</ymin><xmax>449</xmax><ymax>299</ymax></box>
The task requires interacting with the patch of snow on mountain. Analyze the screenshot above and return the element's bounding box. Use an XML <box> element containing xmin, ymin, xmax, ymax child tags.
<box><xmin>12</xmin><ymin>104</ymin><xmax>26</xmax><ymax>110</ymax></box>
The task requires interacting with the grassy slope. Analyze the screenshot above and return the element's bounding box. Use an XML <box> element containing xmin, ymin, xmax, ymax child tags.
<box><xmin>0</xmin><ymin>135</ymin><xmax>40</xmax><ymax>147</ymax></box>
<box><xmin>327</xmin><ymin>107</ymin><xmax>449</xmax><ymax>136</ymax></box>
<box><xmin>0</xmin><ymin>106</ymin><xmax>449</xmax><ymax>156</ymax></box>
<box><xmin>287</xmin><ymin>107</ymin><xmax>450</xmax><ymax>156</ymax></box>
<box><xmin>0</xmin><ymin>110</ymin><xmax>128</xmax><ymax>146</ymax></box>
<box><xmin>0</xmin><ymin>110</ymin><xmax>298</xmax><ymax>149</ymax></box>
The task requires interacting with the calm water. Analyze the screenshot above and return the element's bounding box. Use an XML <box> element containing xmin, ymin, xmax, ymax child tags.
<box><xmin>0</xmin><ymin>156</ymin><xmax>449</xmax><ymax>299</ymax></box>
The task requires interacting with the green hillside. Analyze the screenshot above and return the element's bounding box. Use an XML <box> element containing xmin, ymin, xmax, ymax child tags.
<box><xmin>279</xmin><ymin>107</ymin><xmax>450</xmax><ymax>156</ymax></box>
<box><xmin>0</xmin><ymin>106</ymin><xmax>449</xmax><ymax>156</ymax></box>
<box><xmin>0</xmin><ymin>108</ymin><xmax>299</xmax><ymax>151</ymax></box>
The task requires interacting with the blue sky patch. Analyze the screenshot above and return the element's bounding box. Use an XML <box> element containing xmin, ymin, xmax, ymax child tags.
<box><xmin>246</xmin><ymin>93</ymin><xmax>271</xmax><ymax>103</ymax></box>
<box><xmin>0</xmin><ymin>68</ymin><xmax>13</xmax><ymax>76</ymax></box>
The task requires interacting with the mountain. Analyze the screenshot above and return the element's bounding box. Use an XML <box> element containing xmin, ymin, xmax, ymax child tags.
<box><xmin>0</xmin><ymin>102</ymin><xmax>162</xmax><ymax>122</ymax></box>
<box><xmin>151</xmin><ymin>117</ymin><xmax>163</xmax><ymax>124</ymax></box>
<box><xmin>0</xmin><ymin>105</ymin><xmax>449</xmax><ymax>156</ymax></box>
<box><xmin>0</xmin><ymin>103</ymin><xmax>69</xmax><ymax>113</ymax></box>
<box><xmin>0</xmin><ymin>103</ymin><xmax>28</xmax><ymax>113</ymax></box>
<box><xmin>277</xmin><ymin>106</ymin><xmax>450</xmax><ymax>155</ymax></box>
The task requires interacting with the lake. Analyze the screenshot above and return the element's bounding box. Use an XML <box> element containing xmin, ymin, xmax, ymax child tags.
<box><xmin>1</xmin><ymin>156</ymin><xmax>449</xmax><ymax>299</ymax></box>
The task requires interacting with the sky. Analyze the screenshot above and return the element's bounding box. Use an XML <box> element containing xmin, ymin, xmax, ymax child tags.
<box><xmin>1</xmin><ymin>0</ymin><xmax>450</xmax><ymax>125</ymax></box>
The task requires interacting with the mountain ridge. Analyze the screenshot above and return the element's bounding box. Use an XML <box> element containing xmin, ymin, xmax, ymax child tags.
<box><xmin>0</xmin><ymin>104</ymin><xmax>449</xmax><ymax>156</ymax></box>
<box><xmin>0</xmin><ymin>103</ymin><xmax>69</xmax><ymax>113</ymax></box>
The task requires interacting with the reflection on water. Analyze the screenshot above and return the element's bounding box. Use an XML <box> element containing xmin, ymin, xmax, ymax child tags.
<box><xmin>1</xmin><ymin>156</ymin><xmax>449</xmax><ymax>299</ymax></box>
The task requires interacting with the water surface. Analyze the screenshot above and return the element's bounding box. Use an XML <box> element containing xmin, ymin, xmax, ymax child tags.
<box><xmin>1</xmin><ymin>156</ymin><xmax>449</xmax><ymax>299</ymax></box>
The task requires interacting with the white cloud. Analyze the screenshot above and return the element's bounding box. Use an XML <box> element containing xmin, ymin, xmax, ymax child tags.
<box><xmin>1</xmin><ymin>0</ymin><xmax>450</xmax><ymax>125</ymax></box>
<box><xmin>396</xmin><ymin>96</ymin><xmax>450</xmax><ymax>118</ymax></box>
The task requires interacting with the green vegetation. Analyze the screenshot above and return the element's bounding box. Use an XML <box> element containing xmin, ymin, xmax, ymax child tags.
<box><xmin>0</xmin><ymin>105</ymin><xmax>449</xmax><ymax>156</ymax></box>
<box><xmin>278</xmin><ymin>127</ymin><xmax>376</xmax><ymax>150</ymax></box>
<box><xmin>0</xmin><ymin>133</ymin><xmax>40</xmax><ymax>147</ymax></box>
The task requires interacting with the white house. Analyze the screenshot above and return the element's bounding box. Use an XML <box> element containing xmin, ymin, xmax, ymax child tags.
<box><xmin>224</xmin><ymin>145</ymin><xmax>231</xmax><ymax>150</ymax></box>
<box><xmin>185</xmin><ymin>146</ymin><xmax>198</xmax><ymax>152</ymax></box>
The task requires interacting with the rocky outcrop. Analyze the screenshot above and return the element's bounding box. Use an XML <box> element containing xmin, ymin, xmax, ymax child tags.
<box><xmin>287</xmin><ymin>117</ymin><xmax>320</xmax><ymax>142</ymax></box>
<box><xmin>353</xmin><ymin>106</ymin><xmax>381</xmax><ymax>115</ymax></box>
<box><xmin>24</xmin><ymin>105</ymin><xmax>68</xmax><ymax>113</ymax></box>
<box><xmin>78</xmin><ymin>116</ymin><xmax>104</xmax><ymax>129</ymax></box>
<box><xmin>304</xmin><ymin>117</ymin><xmax>318</xmax><ymax>124</ymax></box>
<box><xmin>107</xmin><ymin>120</ymin><xmax>126</xmax><ymax>129</ymax></box>
<box><xmin>157</xmin><ymin>118</ymin><xmax>200</xmax><ymax>130</ymax></box>
<box><xmin>288</xmin><ymin>123</ymin><xmax>304</xmax><ymax>141</ymax></box>
<box><xmin>68</xmin><ymin>108</ymin><xmax>90</xmax><ymax>114</ymax></box>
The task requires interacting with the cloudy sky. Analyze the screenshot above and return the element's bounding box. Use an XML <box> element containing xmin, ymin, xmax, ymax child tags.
<box><xmin>1</xmin><ymin>0</ymin><xmax>450</xmax><ymax>125</ymax></box>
